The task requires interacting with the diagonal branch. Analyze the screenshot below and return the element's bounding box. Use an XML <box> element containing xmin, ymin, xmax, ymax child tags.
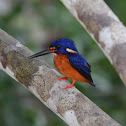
<box><xmin>0</xmin><ymin>29</ymin><xmax>121</xmax><ymax>125</ymax></box>
<box><xmin>60</xmin><ymin>0</ymin><xmax>126</xmax><ymax>86</ymax></box>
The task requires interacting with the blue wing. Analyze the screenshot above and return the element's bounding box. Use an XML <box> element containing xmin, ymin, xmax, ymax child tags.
<box><xmin>68</xmin><ymin>53</ymin><xmax>94</xmax><ymax>86</ymax></box>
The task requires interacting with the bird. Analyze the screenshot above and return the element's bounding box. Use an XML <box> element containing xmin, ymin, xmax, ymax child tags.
<box><xmin>28</xmin><ymin>38</ymin><xmax>95</xmax><ymax>89</ymax></box>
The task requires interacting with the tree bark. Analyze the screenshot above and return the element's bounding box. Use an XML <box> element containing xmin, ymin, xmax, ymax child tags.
<box><xmin>0</xmin><ymin>29</ymin><xmax>121</xmax><ymax>126</ymax></box>
<box><xmin>60</xmin><ymin>0</ymin><xmax>126</xmax><ymax>86</ymax></box>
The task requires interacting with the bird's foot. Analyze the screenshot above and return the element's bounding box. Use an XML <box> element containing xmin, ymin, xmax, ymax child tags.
<box><xmin>62</xmin><ymin>80</ymin><xmax>76</xmax><ymax>90</ymax></box>
<box><xmin>57</xmin><ymin>77</ymin><xmax>68</xmax><ymax>81</ymax></box>
<box><xmin>62</xmin><ymin>85</ymin><xmax>75</xmax><ymax>90</ymax></box>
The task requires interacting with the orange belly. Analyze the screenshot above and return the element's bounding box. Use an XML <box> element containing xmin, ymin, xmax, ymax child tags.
<box><xmin>54</xmin><ymin>54</ymin><xmax>90</xmax><ymax>83</ymax></box>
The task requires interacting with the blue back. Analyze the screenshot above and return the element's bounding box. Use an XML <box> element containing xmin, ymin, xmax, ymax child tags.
<box><xmin>68</xmin><ymin>53</ymin><xmax>93</xmax><ymax>83</ymax></box>
<box><xmin>68</xmin><ymin>53</ymin><xmax>90</xmax><ymax>74</ymax></box>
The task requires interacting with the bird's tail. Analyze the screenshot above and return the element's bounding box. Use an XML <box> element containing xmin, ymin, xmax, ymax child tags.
<box><xmin>90</xmin><ymin>81</ymin><xmax>96</xmax><ymax>87</ymax></box>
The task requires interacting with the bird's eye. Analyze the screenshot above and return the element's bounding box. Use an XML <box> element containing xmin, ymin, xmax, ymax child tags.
<box><xmin>49</xmin><ymin>45</ymin><xmax>61</xmax><ymax>50</ymax></box>
<box><xmin>56</xmin><ymin>45</ymin><xmax>61</xmax><ymax>50</ymax></box>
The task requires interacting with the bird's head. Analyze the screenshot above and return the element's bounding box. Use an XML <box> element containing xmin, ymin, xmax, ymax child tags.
<box><xmin>29</xmin><ymin>38</ymin><xmax>78</xmax><ymax>59</ymax></box>
<box><xmin>50</xmin><ymin>38</ymin><xmax>78</xmax><ymax>54</ymax></box>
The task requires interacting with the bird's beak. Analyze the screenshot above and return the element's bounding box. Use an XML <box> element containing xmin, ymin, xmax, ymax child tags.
<box><xmin>28</xmin><ymin>49</ymin><xmax>56</xmax><ymax>59</ymax></box>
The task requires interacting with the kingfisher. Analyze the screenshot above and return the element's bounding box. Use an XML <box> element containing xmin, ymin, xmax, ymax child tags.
<box><xmin>29</xmin><ymin>38</ymin><xmax>95</xmax><ymax>89</ymax></box>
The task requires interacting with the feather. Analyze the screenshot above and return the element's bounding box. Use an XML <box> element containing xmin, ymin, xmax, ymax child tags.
<box><xmin>68</xmin><ymin>53</ymin><xmax>94</xmax><ymax>83</ymax></box>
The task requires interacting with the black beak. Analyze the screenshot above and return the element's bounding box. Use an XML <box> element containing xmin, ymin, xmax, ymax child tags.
<box><xmin>28</xmin><ymin>49</ymin><xmax>55</xmax><ymax>59</ymax></box>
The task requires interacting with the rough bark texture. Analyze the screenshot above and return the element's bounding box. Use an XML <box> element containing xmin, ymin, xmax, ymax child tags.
<box><xmin>60</xmin><ymin>0</ymin><xmax>126</xmax><ymax>86</ymax></box>
<box><xmin>0</xmin><ymin>29</ymin><xmax>121</xmax><ymax>126</ymax></box>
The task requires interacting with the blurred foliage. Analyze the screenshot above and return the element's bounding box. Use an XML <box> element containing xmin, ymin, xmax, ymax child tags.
<box><xmin>0</xmin><ymin>0</ymin><xmax>126</xmax><ymax>126</ymax></box>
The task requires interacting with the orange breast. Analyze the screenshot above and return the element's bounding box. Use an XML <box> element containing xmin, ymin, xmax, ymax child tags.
<box><xmin>54</xmin><ymin>54</ymin><xmax>90</xmax><ymax>83</ymax></box>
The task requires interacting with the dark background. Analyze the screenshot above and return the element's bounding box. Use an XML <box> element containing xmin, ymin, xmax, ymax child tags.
<box><xmin>0</xmin><ymin>0</ymin><xmax>126</xmax><ymax>126</ymax></box>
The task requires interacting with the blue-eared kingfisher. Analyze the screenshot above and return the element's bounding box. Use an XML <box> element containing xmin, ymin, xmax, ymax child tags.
<box><xmin>29</xmin><ymin>38</ymin><xmax>95</xmax><ymax>89</ymax></box>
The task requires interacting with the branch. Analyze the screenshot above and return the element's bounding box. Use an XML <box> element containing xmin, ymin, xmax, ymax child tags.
<box><xmin>0</xmin><ymin>29</ymin><xmax>121</xmax><ymax>125</ymax></box>
<box><xmin>60</xmin><ymin>0</ymin><xmax>126</xmax><ymax>86</ymax></box>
